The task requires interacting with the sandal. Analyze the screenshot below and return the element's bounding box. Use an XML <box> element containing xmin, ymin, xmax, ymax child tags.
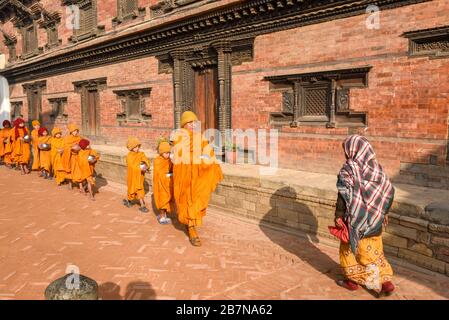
<box><xmin>123</xmin><ymin>199</ymin><xmax>133</xmax><ymax>208</ymax></box>
<box><xmin>336</xmin><ymin>279</ymin><xmax>359</xmax><ymax>291</ymax></box>
<box><xmin>139</xmin><ymin>206</ymin><xmax>149</xmax><ymax>213</ymax></box>
<box><xmin>157</xmin><ymin>215</ymin><xmax>171</xmax><ymax>225</ymax></box>
<box><xmin>189</xmin><ymin>237</ymin><xmax>202</xmax><ymax>247</ymax></box>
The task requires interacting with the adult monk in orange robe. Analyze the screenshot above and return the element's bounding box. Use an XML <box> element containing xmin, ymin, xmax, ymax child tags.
<box><xmin>172</xmin><ymin>111</ymin><xmax>223</xmax><ymax>246</ymax></box>
<box><xmin>50</xmin><ymin>127</ymin><xmax>66</xmax><ymax>186</ymax></box>
<box><xmin>123</xmin><ymin>137</ymin><xmax>151</xmax><ymax>213</ymax></box>
<box><xmin>37</xmin><ymin>127</ymin><xmax>52</xmax><ymax>179</ymax></box>
<box><xmin>72</xmin><ymin>139</ymin><xmax>99</xmax><ymax>200</ymax></box>
<box><xmin>0</xmin><ymin>120</ymin><xmax>13</xmax><ymax>167</ymax></box>
<box><xmin>30</xmin><ymin>120</ymin><xmax>41</xmax><ymax>174</ymax></box>
<box><xmin>11</xmin><ymin>118</ymin><xmax>31</xmax><ymax>175</ymax></box>
<box><xmin>153</xmin><ymin>140</ymin><xmax>174</xmax><ymax>224</ymax></box>
<box><xmin>61</xmin><ymin>124</ymin><xmax>82</xmax><ymax>189</ymax></box>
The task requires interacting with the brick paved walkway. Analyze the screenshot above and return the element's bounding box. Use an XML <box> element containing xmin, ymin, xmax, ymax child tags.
<box><xmin>1</xmin><ymin>166</ymin><xmax>449</xmax><ymax>300</ymax></box>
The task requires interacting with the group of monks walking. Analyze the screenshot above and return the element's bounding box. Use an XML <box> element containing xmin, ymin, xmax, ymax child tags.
<box><xmin>0</xmin><ymin>111</ymin><xmax>223</xmax><ymax>247</ymax></box>
<box><xmin>0</xmin><ymin>119</ymin><xmax>98</xmax><ymax>199</ymax></box>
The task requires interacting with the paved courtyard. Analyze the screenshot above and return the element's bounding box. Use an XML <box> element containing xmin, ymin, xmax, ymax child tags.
<box><xmin>1</xmin><ymin>166</ymin><xmax>449</xmax><ymax>300</ymax></box>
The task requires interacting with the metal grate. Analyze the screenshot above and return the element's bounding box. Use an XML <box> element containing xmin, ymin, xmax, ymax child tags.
<box><xmin>304</xmin><ymin>87</ymin><xmax>327</xmax><ymax>116</ymax></box>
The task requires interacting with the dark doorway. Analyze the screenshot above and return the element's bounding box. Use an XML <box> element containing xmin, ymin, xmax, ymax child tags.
<box><xmin>29</xmin><ymin>89</ymin><xmax>41</xmax><ymax>123</ymax></box>
<box><xmin>193</xmin><ymin>66</ymin><xmax>219</xmax><ymax>131</ymax></box>
<box><xmin>83</xmin><ymin>88</ymin><xmax>99</xmax><ymax>136</ymax></box>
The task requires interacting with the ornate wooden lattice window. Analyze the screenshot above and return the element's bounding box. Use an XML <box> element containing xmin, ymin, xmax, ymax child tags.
<box><xmin>39</xmin><ymin>12</ymin><xmax>62</xmax><ymax>50</ymax></box>
<box><xmin>23</xmin><ymin>80</ymin><xmax>47</xmax><ymax>125</ymax></box>
<box><xmin>113</xmin><ymin>88</ymin><xmax>152</xmax><ymax>123</ymax></box>
<box><xmin>403</xmin><ymin>26</ymin><xmax>449</xmax><ymax>59</ymax></box>
<box><xmin>10</xmin><ymin>101</ymin><xmax>23</xmax><ymax>119</ymax></box>
<box><xmin>112</xmin><ymin>0</ymin><xmax>145</xmax><ymax>26</ymax></box>
<box><xmin>265</xmin><ymin>67</ymin><xmax>371</xmax><ymax>128</ymax></box>
<box><xmin>21</xmin><ymin>21</ymin><xmax>40</xmax><ymax>58</ymax></box>
<box><xmin>48</xmin><ymin>97</ymin><xmax>68</xmax><ymax>122</ymax></box>
<box><xmin>150</xmin><ymin>0</ymin><xmax>201</xmax><ymax>18</ymax></box>
<box><xmin>63</xmin><ymin>0</ymin><xmax>105</xmax><ymax>43</ymax></box>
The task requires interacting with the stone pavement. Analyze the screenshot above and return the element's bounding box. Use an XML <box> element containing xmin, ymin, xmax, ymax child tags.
<box><xmin>1</xmin><ymin>166</ymin><xmax>449</xmax><ymax>300</ymax></box>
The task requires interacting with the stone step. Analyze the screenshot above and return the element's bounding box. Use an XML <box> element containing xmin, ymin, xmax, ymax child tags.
<box><xmin>396</xmin><ymin>163</ymin><xmax>449</xmax><ymax>190</ymax></box>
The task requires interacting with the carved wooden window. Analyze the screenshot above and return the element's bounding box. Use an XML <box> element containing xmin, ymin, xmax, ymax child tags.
<box><xmin>48</xmin><ymin>97</ymin><xmax>68</xmax><ymax>122</ymax></box>
<box><xmin>22</xmin><ymin>22</ymin><xmax>39</xmax><ymax>57</ymax></box>
<box><xmin>403</xmin><ymin>26</ymin><xmax>449</xmax><ymax>59</ymax></box>
<box><xmin>10</xmin><ymin>101</ymin><xmax>23</xmax><ymax>119</ymax></box>
<box><xmin>64</xmin><ymin>0</ymin><xmax>105</xmax><ymax>42</ymax></box>
<box><xmin>113</xmin><ymin>88</ymin><xmax>152</xmax><ymax>123</ymax></box>
<box><xmin>113</xmin><ymin>0</ymin><xmax>145</xmax><ymax>26</ymax></box>
<box><xmin>39</xmin><ymin>12</ymin><xmax>62</xmax><ymax>50</ymax></box>
<box><xmin>265</xmin><ymin>67</ymin><xmax>371</xmax><ymax>128</ymax></box>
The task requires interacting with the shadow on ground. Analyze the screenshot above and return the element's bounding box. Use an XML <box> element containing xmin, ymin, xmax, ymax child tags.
<box><xmin>259</xmin><ymin>186</ymin><xmax>341</xmax><ymax>281</ymax></box>
<box><xmin>98</xmin><ymin>281</ymin><xmax>156</xmax><ymax>300</ymax></box>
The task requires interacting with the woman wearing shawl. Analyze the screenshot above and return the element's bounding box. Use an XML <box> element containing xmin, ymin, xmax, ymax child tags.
<box><xmin>334</xmin><ymin>135</ymin><xmax>395</xmax><ymax>297</ymax></box>
<box><xmin>12</xmin><ymin>118</ymin><xmax>31</xmax><ymax>174</ymax></box>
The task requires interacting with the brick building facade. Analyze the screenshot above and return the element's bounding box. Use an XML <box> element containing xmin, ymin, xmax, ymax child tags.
<box><xmin>0</xmin><ymin>0</ymin><xmax>448</xmax><ymax>185</ymax></box>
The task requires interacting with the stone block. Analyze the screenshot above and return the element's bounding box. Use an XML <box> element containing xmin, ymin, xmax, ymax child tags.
<box><xmin>383</xmin><ymin>232</ymin><xmax>408</xmax><ymax>248</ymax></box>
<box><xmin>278</xmin><ymin>208</ymin><xmax>299</xmax><ymax>223</ymax></box>
<box><xmin>408</xmin><ymin>243</ymin><xmax>433</xmax><ymax>257</ymax></box>
<box><xmin>431</xmin><ymin>236</ymin><xmax>449</xmax><ymax>247</ymax></box>
<box><xmin>298</xmin><ymin>213</ymin><xmax>318</xmax><ymax>228</ymax></box>
<box><xmin>242</xmin><ymin>200</ymin><xmax>256</xmax><ymax>212</ymax></box>
<box><xmin>398</xmin><ymin>249</ymin><xmax>446</xmax><ymax>273</ymax></box>
<box><xmin>429</xmin><ymin>223</ymin><xmax>449</xmax><ymax>235</ymax></box>
<box><xmin>399</xmin><ymin>216</ymin><xmax>429</xmax><ymax>232</ymax></box>
<box><xmin>386</xmin><ymin>224</ymin><xmax>418</xmax><ymax>241</ymax></box>
<box><xmin>256</xmin><ymin>203</ymin><xmax>275</xmax><ymax>216</ymax></box>
<box><xmin>383</xmin><ymin>244</ymin><xmax>399</xmax><ymax>257</ymax></box>
<box><xmin>424</xmin><ymin>202</ymin><xmax>449</xmax><ymax>225</ymax></box>
<box><xmin>417</xmin><ymin>231</ymin><xmax>431</xmax><ymax>245</ymax></box>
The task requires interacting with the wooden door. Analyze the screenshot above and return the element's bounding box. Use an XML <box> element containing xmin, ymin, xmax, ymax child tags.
<box><xmin>84</xmin><ymin>89</ymin><xmax>99</xmax><ymax>136</ymax></box>
<box><xmin>193</xmin><ymin>66</ymin><xmax>218</xmax><ymax>131</ymax></box>
<box><xmin>30</xmin><ymin>90</ymin><xmax>41</xmax><ymax>122</ymax></box>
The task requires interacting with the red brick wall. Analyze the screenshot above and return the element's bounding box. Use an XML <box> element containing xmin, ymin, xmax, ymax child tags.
<box><xmin>3</xmin><ymin>0</ymin><xmax>449</xmax><ymax>179</ymax></box>
<box><xmin>232</xmin><ymin>0</ymin><xmax>449</xmax><ymax>177</ymax></box>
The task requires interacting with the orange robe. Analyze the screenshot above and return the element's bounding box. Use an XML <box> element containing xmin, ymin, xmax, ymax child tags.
<box><xmin>126</xmin><ymin>151</ymin><xmax>150</xmax><ymax>201</ymax></box>
<box><xmin>0</xmin><ymin>128</ymin><xmax>8</xmax><ymax>159</ymax></box>
<box><xmin>173</xmin><ymin>129</ymin><xmax>223</xmax><ymax>226</ymax></box>
<box><xmin>31</xmin><ymin>129</ymin><xmax>40</xmax><ymax>170</ymax></box>
<box><xmin>38</xmin><ymin>136</ymin><xmax>52</xmax><ymax>172</ymax></box>
<box><xmin>2</xmin><ymin>128</ymin><xmax>14</xmax><ymax>165</ymax></box>
<box><xmin>61</xmin><ymin>135</ymin><xmax>81</xmax><ymax>180</ymax></box>
<box><xmin>51</xmin><ymin>136</ymin><xmax>66</xmax><ymax>185</ymax></box>
<box><xmin>153</xmin><ymin>155</ymin><xmax>174</xmax><ymax>213</ymax></box>
<box><xmin>12</xmin><ymin>128</ymin><xmax>31</xmax><ymax>165</ymax></box>
<box><xmin>72</xmin><ymin>149</ymin><xmax>99</xmax><ymax>184</ymax></box>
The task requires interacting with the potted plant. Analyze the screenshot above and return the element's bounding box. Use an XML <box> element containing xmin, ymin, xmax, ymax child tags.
<box><xmin>224</xmin><ymin>140</ymin><xmax>237</xmax><ymax>164</ymax></box>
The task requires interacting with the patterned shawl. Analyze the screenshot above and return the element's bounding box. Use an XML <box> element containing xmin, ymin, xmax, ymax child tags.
<box><xmin>337</xmin><ymin>135</ymin><xmax>394</xmax><ymax>253</ymax></box>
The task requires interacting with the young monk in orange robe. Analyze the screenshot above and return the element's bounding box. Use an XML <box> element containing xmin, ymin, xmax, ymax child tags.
<box><xmin>124</xmin><ymin>137</ymin><xmax>151</xmax><ymax>213</ymax></box>
<box><xmin>31</xmin><ymin>120</ymin><xmax>41</xmax><ymax>174</ymax></box>
<box><xmin>72</xmin><ymin>139</ymin><xmax>99</xmax><ymax>201</ymax></box>
<box><xmin>50</xmin><ymin>128</ymin><xmax>66</xmax><ymax>186</ymax></box>
<box><xmin>37</xmin><ymin>127</ymin><xmax>52</xmax><ymax>179</ymax></box>
<box><xmin>153</xmin><ymin>140</ymin><xmax>174</xmax><ymax>225</ymax></box>
<box><xmin>61</xmin><ymin>124</ymin><xmax>82</xmax><ymax>189</ymax></box>
<box><xmin>172</xmin><ymin>111</ymin><xmax>223</xmax><ymax>246</ymax></box>
<box><xmin>12</xmin><ymin>118</ymin><xmax>31</xmax><ymax>175</ymax></box>
<box><xmin>0</xmin><ymin>120</ymin><xmax>13</xmax><ymax>167</ymax></box>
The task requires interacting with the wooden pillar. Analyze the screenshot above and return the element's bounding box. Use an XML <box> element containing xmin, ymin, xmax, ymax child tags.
<box><xmin>213</xmin><ymin>41</ymin><xmax>232</xmax><ymax>133</ymax></box>
<box><xmin>170</xmin><ymin>50</ymin><xmax>185</xmax><ymax>129</ymax></box>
